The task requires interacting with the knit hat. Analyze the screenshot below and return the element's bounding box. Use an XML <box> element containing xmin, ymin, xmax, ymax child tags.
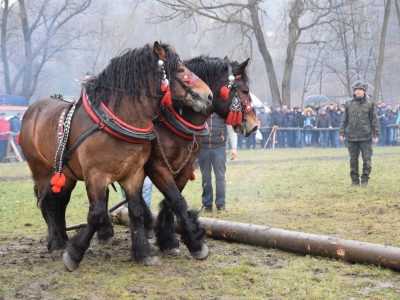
<box><xmin>376</xmin><ymin>101</ymin><xmax>382</xmax><ymax>105</ymax></box>
<box><xmin>275</xmin><ymin>104</ymin><xmax>281</xmax><ymax>109</ymax></box>
<box><xmin>352</xmin><ymin>80</ymin><xmax>368</xmax><ymax>91</ymax></box>
<box><xmin>0</xmin><ymin>112</ymin><xmax>6</xmax><ymax>116</ymax></box>
<box><xmin>320</xmin><ymin>107</ymin><xmax>326</xmax><ymax>112</ymax></box>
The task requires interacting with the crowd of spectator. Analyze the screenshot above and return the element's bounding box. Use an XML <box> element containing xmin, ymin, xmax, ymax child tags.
<box><xmin>237</xmin><ymin>102</ymin><xmax>400</xmax><ymax>149</ymax></box>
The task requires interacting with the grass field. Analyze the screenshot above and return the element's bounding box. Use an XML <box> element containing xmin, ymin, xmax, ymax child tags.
<box><xmin>1</xmin><ymin>146</ymin><xmax>400</xmax><ymax>299</ymax></box>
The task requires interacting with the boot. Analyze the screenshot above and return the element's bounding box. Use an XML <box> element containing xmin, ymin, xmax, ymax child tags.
<box><xmin>347</xmin><ymin>181</ymin><xmax>360</xmax><ymax>188</ymax></box>
<box><xmin>361</xmin><ymin>181</ymin><xmax>369</xmax><ymax>188</ymax></box>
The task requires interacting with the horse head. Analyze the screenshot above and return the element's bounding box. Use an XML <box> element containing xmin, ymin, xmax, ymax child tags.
<box><xmin>153</xmin><ymin>42</ymin><xmax>212</xmax><ymax>112</ymax></box>
<box><xmin>185</xmin><ymin>56</ymin><xmax>258</xmax><ymax>137</ymax></box>
<box><xmin>226</xmin><ymin>58</ymin><xmax>258</xmax><ymax>137</ymax></box>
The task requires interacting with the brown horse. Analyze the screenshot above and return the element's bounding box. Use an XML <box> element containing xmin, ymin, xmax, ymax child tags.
<box><xmin>144</xmin><ymin>55</ymin><xmax>259</xmax><ymax>257</ymax></box>
<box><xmin>19</xmin><ymin>42</ymin><xmax>213</xmax><ymax>271</ymax></box>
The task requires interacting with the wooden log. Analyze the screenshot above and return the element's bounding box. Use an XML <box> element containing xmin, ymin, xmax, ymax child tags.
<box><xmin>111</xmin><ymin>208</ymin><xmax>400</xmax><ymax>272</ymax></box>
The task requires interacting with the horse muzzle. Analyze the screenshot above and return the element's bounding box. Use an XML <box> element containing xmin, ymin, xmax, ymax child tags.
<box><xmin>192</xmin><ymin>92</ymin><xmax>213</xmax><ymax>112</ymax></box>
<box><xmin>234</xmin><ymin>120</ymin><xmax>258</xmax><ymax>137</ymax></box>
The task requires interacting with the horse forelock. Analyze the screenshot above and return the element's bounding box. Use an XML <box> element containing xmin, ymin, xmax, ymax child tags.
<box><xmin>83</xmin><ymin>43</ymin><xmax>181</xmax><ymax>110</ymax></box>
<box><xmin>183</xmin><ymin>55</ymin><xmax>228</xmax><ymax>87</ymax></box>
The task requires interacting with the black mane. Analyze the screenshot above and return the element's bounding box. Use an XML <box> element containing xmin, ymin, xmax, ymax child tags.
<box><xmin>83</xmin><ymin>43</ymin><xmax>181</xmax><ymax>109</ymax></box>
<box><xmin>183</xmin><ymin>55</ymin><xmax>249</xmax><ymax>87</ymax></box>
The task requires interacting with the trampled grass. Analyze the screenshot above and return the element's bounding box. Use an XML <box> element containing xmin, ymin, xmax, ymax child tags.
<box><xmin>1</xmin><ymin>146</ymin><xmax>400</xmax><ymax>299</ymax></box>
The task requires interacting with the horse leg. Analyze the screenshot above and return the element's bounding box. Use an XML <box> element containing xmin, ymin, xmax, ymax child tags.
<box><xmin>125</xmin><ymin>188</ymin><xmax>161</xmax><ymax>266</ymax></box>
<box><xmin>63</xmin><ymin>179</ymin><xmax>109</xmax><ymax>271</ymax></box>
<box><xmin>40</xmin><ymin>178</ymin><xmax>77</xmax><ymax>251</ymax></box>
<box><xmin>154</xmin><ymin>199</ymin><xmax>180</xmax><ymax>255</ymax></box>
<box><xmin>96</xmin><ymin>186</ymin><xmax>114</xmax><ymax>244</ymax></box>
<box><xmin>157</xmin><ymin>182</ymin><xmax>209</xmax><ymax>260</ymax></box>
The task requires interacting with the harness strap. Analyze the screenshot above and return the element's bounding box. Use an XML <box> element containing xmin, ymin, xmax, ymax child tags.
<box><xmin>38</xmin><ymin>123</ymin><xmax>102</xmax><ymax>207</ymax></box>
<box><xmin>156</xmin><ymin>105</ymin><xmax>210</xmax><ymax>139</ymax></box>
<box><xmin>82</xmin><ymin>92</ymin><xmax>155</xmax><ymax>143</ymax></box>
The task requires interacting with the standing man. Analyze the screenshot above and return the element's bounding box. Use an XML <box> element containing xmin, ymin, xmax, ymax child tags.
<box><xmin>270</xmin><ymin>105</ymin><xmax>287</xmax><ymax>148</ymax></box>
<box><xmin>313</xmin><ymin>107</ymin><xmax>332</xmax><ymax>148</ymax></box>
<box><xmin>376</xmin><ymin>101</ymin><xmax>388</xmax><ymax>146</ymax></box>
<box><xmin>9</xmin><ymin>112</ymin><xmax>23</xmax><ymax>159</ymax></box>
<box><xmin>339</xmin><ymin>80</ymin><xmax>380</xmax><ymax>188</ymax></box>
<box><xmin>0</xmin><ymin>113</ymin><xmax>11</xmax><ymax>163</ymax></box>
<box><xmin>256</xmin><ymin>106</ymin><xmax>270</xmax><ymax>149</ymax></box>
<box><xmin>198</xmin><ymin>113</ymin><xmax>237</xmax><ymax>213</ymax></box>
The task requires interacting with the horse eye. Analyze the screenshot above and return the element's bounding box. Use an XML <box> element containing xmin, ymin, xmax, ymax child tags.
<box><xmin>242</xmin><ymin>90</ymin><xmax>249</xmax><ymax>95</ymax></box>
<box><xmin>178</xmin><ymin>68</ymin><xmax>185</xmax><ymax>73</ymax></box>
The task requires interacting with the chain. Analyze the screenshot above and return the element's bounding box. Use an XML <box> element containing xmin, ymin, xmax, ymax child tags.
<box><xmin>153</xmin><ymin>126</ymin><xmax>198</xmax><ymax>175</ymax></box>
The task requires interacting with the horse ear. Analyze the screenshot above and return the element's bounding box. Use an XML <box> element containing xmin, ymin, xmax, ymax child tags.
<box><xmin>238</xmin><ymin>58</ymin><xmax>250</xmax><ymax>73</ymax></box>
<box><xmin>153</xmin><ymin>41</ymin><xmax>166</xmax><ymax>60</ymax></box>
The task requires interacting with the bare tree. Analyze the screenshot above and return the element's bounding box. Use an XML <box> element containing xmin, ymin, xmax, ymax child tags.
<box><xmin>373</xmin><ymin>0</ymin><xmax>392</xmax><ymax>101</ymax></box>
<box><xmin>0</xmin><ymin>0</ymin><xmax>92</xmax><ymax>103</ymax></box>
<box><xmin>301</xmin><ymin>0</ymin><xmax>380</xmax><ymax>101</ymax></box>
<box><xmin>153</xmin><ymin>0</ymin><xmax>345</xmax><ymax>106</ymax></box>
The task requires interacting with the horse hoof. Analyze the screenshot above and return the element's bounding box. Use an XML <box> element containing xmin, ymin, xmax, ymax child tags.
<box><xmin>162</xmin><ymin>248</ymin><xmax>180</xmax><ymax>255</ymax></box>
<box><xmin>98</xmin><ymin>236</ymin><xmax>114</xmax><ymax>245</ymax></box>
<box><xmin>190</xmin><ymin>244</ymin><xmax>209</xmax><ymax>260</ymax></box>
<box><xmin>144</xmin><ymin>256</ymin><xmax>162</xmax><ymax>266</ymax></box>
<box><xmin>63</xmin><ymin>251</ymin><xmax>79</xmax><ymax>272</ymax></box>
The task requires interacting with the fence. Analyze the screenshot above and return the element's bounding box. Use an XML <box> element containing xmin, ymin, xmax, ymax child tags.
<box><xmin>259</xmin><ymin>124</ymin><xmax>399</xmax><ymax>149</ymax></box>
<box><xmin>0</xmin><ymin>132</ymin><xmax>23</xmax><ymax>162</ymax></box>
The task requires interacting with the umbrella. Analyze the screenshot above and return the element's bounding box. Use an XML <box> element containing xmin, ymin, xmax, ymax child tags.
<box><xmin>304</xmin><ymin>94</ymin><xmax>329</xmax><ymax>103</ymax></box>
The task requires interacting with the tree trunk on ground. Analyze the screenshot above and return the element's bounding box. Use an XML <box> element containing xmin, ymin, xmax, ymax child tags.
<box><xmin>108</xmin><ymin>208</ymin><xmax>400</xmax><ymax>272</ymax></box>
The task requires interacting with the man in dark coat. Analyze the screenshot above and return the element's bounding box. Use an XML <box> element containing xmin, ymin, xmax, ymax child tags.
<box><xmin>270</xmin><ymin>105</ymin><xmax>287</xmax><ymax>148</ymax></box>
<box><xmin>285</xmin><ymin>107</ymin><xmax>295</xmax><ymax>148</ymax></box>
<box><xmin>339</xmin><ymin>80</ymin><xmax>380</xmax><ymax>188</ymax></box>
<box><xmin>293</xmin><ymin>106</ymin><xmax>304</xmax><ymax>148</ymax></box>
<box><xmin>256</xmin><ymin>106</ymin><xmax>270</xmax><ymax>149</ymax></box>
<box><xmin>313</xmin><ymin>107</ymin><xmax>332</xmax><ymax>148</ymax></box>
<box><xmin>331</xmin><ymin>107</ymin><xmax>342</xmax><ymax>148</ymax></box>
<box><xmin>376</xmin><ymin>101</ymin><xmax>388</xmax><ymax>146</ymax></box>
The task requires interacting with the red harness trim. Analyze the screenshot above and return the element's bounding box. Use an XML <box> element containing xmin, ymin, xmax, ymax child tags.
<box><xmin>177</xmin><ymin>73</ymin><xmax>199</xmax><ymax>88</ymax></box>
<box><xmin>99</xmin><ymin>102</ymin><xmax>153</xmax><ymax>133</ymax></box>
<box><xmin>82</xmin><ymin>93</ymin><xmax>151</xmax><ymax>143</ymax></box>
<box><xmin>169</xmin><ymin>106</ymin><xmax>207</xmax><ymax>131</ymax></box>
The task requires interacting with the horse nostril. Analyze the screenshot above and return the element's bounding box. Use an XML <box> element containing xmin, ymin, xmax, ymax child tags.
<box><xmin>208</xmin><ymin>93</ymin><xmax>213</xmax><ymax>101</ymax></box>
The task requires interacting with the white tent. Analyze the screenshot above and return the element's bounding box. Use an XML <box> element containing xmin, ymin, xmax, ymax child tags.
<box><xmin>250</xmin><ymin>93</ymin><xmax>263</xmax><ymax>106</ymax></box>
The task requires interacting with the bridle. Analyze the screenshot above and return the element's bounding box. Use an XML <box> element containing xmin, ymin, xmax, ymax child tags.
<box><xmin>155</xmin><ymin>59</ymin><xmax>203</xmax><ymax>108</ymax></box>
<box><xmin>220</xmin><ymin>64</ymin><xmax>254</xmax><ymax>126</ymax></box>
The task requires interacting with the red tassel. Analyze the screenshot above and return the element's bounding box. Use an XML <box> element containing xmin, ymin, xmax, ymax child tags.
<box><xmin>17</xmin><ymin>133</ymin><xmax>21</xmax><ymax>145</ymax></box>
<box><xmin>57</xmin><ymin>173</ymin><xmax>66</xmax><ymax>187</ymax></box>
<box><xmin>231</xmin><ymin>112</ymin><xmax>238</xmax><ymax>126</ymax></box>
<box><xmin>236</xmin><ymin>111</ymin><xmax>243</xmax><ymax>125</ymax></box>
<box><xmin>50</xmin><ymin>172</ymin><xmax>66</xmax><ymax>193</ymax></box>
<box><xmin>226</xmin><ymin>111</ymin><xmax>233</xmax><ymax>125</ymax></box>
<box><xmin>220</xmin><ymin>86</ymin><xmax>229</xmax><ymax>100</ymax></box>
<box><xmin>161</xmin><ymin>89</ymin><xmax>172</xmax><ymax>107</ymax></box>
<box><xmin>50</xmin><ymin>173</ymin><xmax>60</xmax><ymax>185</ymax></box>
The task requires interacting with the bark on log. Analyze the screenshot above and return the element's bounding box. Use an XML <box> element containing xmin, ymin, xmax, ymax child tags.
<box><xmin>111</xmin><ymin>207</ymin><xmax>400</xmax><ymax>272</ymax></box>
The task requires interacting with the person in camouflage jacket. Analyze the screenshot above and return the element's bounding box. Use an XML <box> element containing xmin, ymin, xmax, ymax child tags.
<box><xmin>339</xmin><ymin>80</ymin><xmax>380</xmax><ymax>187</ymax></box>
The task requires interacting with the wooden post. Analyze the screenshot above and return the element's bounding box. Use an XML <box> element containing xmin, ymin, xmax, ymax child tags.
<box><xmin>110</xmin><ymin>208</ymin><xmax>400</xmax><ymax>272</ymax></box>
